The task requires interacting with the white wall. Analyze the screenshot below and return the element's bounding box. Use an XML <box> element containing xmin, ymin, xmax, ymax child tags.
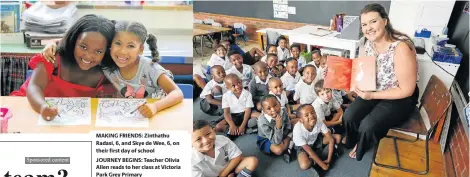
<box><xmin>389</xmin><ymin>0</ymin><xmax>456</xmax><ymax>38</ymax></box>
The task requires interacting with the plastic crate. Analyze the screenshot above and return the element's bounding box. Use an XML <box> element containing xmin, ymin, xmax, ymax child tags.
<box><xmin>432</xmin><ymin>46</ymin><xmax>463</xmax><ymax>64</ymax></box>
<box><xmin>414</xmin><ymin>29</ymin><xmax>432</xmax><ymax>38</ymax></box>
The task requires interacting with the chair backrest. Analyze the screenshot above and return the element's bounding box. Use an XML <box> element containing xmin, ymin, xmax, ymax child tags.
<box><xmin>193</xmin><ymin>19</ymin><xmax>203</xmax><ymax>24</ymax></box>
<box><xmin>211</xmin><ymin>22</ymin><xmax>222</xmax><ymax>27</ymax></box>
<box><xmin>266</xmin><ymin>30</ymin><xmax>281</xmax><ymax>49</ymax></box>
<box><xmin>420</xmin><ymin>75</ymin><xmax>452</xmax><ymax>131</ymax></box>
<box><xmin>177</xmin><ymin>84</ymin><xmax>193</xmax><ymax>99</ymax></box>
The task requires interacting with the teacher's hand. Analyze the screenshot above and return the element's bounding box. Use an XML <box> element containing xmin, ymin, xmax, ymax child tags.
<box><xmin>354</xmin><ymin>87</ymin><xmax>373</xmax><ymax>100</ymax></box>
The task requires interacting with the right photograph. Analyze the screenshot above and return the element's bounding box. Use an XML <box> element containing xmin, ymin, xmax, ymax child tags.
<box><xmin>192</xmin><ymin>1</ymin><xmax>467</xmax><ymax>177</ymax></box>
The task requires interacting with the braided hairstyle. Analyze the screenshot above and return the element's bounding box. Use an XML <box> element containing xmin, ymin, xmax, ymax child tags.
<box><xmin>114</xmin><ymin>20</ymin><xmax>160</xmax><ymax>63</ymax></box>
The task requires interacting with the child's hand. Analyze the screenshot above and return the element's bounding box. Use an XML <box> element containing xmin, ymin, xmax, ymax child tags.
<box><xmin>227</xmin><ymin>173</ymin><xmax>235</xmax><ymax>177</ymax></box>
<box><xmin>237</xmin><ymin>126</ymin><xmax>245</xmax><ymax>135</ymax></box>
<box><xmin>41</xmin><ymin>42</ymin><xmax>57</xmax><ymax>63</ymax></box>
<box><xmin>275</xmin><ymin>114</ymin><xmax>283</xmax><ymax>128</ymax></box>
<box><xmin>319</xmin><ymin>162</ymin><xmax>329</xmax><ymax>170</ymax></box>
<box><xmin>323</xmin><ymin>159</ymin><xmax>330</xmax><ymax>164</ymax></box>
<box><xmin>228</xmin><ymin>124</ymin><xmax>238</xmax><ymax>135</ymax></box>
<box><xmin>40</xmin><ymin>104</ymin><xmax>58</xmax><ymax>121</ymax></box>
<box><xmin>138</xmin><ymin>103</ymin><xmax>157</xmax><ymax>118</ymax></box>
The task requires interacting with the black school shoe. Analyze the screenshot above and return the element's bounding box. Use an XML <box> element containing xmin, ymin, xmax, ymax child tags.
<box><xmin>283</xmin><ymin>148</ymin><xmax>293</xmax><ymax>163</ymax></box>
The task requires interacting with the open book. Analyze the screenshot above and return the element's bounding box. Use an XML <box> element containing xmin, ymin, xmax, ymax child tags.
<box><xmin>324</xmin><ymin>56</ymin><xmax>376</xmax><ymax>91</ymax></box>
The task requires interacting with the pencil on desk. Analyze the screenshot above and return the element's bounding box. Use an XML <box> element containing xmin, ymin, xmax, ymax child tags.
<box><xmin>130</xmin><ymin>101</ymin><xmax>147</xmax><ymax>114</ymax></box>
<box><xmin>45</xmin><ymin>100</ymin><xmax>61</xmax><ymax>117</ymax></box>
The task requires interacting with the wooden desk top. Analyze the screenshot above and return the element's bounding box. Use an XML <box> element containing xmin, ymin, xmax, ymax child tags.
<box><xmin>193</xmin><ymin>24</ymin><xmax>231</xmax><ymax>36</ymax></box>
<box><xmin>1</xmin><ymin>97</ymin><xmax>193</xmax><ymax>133</ymax></box>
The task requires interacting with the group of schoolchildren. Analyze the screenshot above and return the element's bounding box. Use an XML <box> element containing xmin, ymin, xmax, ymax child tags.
<box><xmin>192</xmin><ymin>36</ymin><xmax>357</xmax><ymax>177</ymax></box>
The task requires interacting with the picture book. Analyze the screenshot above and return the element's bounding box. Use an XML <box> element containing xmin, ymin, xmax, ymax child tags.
<box><xmin>324</xmin><ymin>55</ymin><xmax>376</xmax><ymax>91</ymax></box>
<box><xmin>1</xmin><ymin>3</ymin><xmax>21</xmax><ymax>33</ymax></box>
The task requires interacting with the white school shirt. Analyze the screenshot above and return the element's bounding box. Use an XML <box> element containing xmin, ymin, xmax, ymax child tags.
<box><xmin>293</xmin><ymin>121</ymin><xmax>329</xmax><ymax>146</ymax></box>
<box><xmin>307</xmin><ymin>62</ymin><xmax>324</xmax><ymax>80</ymax></box>
<box><xmin>269</xmin><ymin>90</ymin><xmax>288</xmax><ymax>109</ymax></box>
<box><xmin>280</xmin><ymin>72</ymin><xmax>301</xmax><ymax>91</ymax></box>
<box><xmin>199</xmin><ymin>80</ymin><xmax>227</xmax><ymax>98</ymax></box>
<box><xmin>289</xmin><ymin>55</ymin><xmax>307</xmax><ymax>68</ymax></box>
<box><xmin>192</xmin><ymin>135</ymin><xmax>242</xmax><ymax>177</ymax></box>
<box><xmin>225</xmin><ymin>64</ymin><xmax>254</xmax><ymax>88</ymax></box>
<box><xmin>277</xmin><ymin>46</ymin><xmax>290</xmax><ymax>61</ymax></box>
<box><xmin>207</xmin><ymin>53</ymin><xmax>233</xmax><ymax>70</ymax></box>
<box><xmin>222</xmin><ymin>89</ymin><xmax>254</xmax><ymax>114</ymax></box>
<box><xmin>293</xmin><ymin>79</ymin><xmax>318</xmax><ymax>105</ymax></box>
<box><xmin>312</xmin><ymin>97</ymin><xmax>341</xmax><ymax>122</ymax></box>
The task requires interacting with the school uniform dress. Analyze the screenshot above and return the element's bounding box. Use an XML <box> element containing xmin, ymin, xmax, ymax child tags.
<box><xmin>343</xmin><ymin>39</ymin><xmax>419</xmax><ymax>161</ymax></box>
<box><xmin>225</xmin><ymin>64</ymin><xmax>254</xmax><ymax>88</ymax></box>
<box><xmin>293</xmin><ymin>121</ymin><xmax>331</xmax><ymax>158</ymax></box>
<box><xmin>277</xmin><ymin>47</ymin><xmax>290</xmax><ymax>62</ymax></box>
<box><xmin>10</xmin><ymin>54</ymin><xmax>112</xmax><ymax>97</ymax></box>
<box><xmin>257</xmin><ymin>110</ymin><xmax>292</xmax><ymax>153</ymax></box>
<box><xmin>103</xmin><ymin>57</ymin><xmax>173</xmax><ymax>99</ymax></box>
<box><xmin>248</xmin><ymin>75</ymin><xmax>271</xmax><ymax>107</ymax></box>
<box><xmin>199</xmin><ymin>80</ymin><xmax>227</xmax><ymax>116</ymax></box>
<box><xmin>312</xmin><ymin>97</ymin><xmax>344</xmax><ymax>134</ymax></box>
<box><xmin>192</xmin><ymin>135</ymin><xmax>242</xmax><ymax>177</ymax></box>
<box><xmin>293</xmin><ymin>79</ymin><xmax>318</xmax><ymax>105</ymax></box>
<box><xmin>221</xmin><ymin>89</ymin><xmax>254</xmax><ymax>127</ymax></box>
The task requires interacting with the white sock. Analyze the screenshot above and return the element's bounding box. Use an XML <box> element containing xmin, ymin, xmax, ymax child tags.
<box><xmin>289</xmin><ymin>140</ymin><xmax>294</xmax><ymax>149</ymax></box>
<box><xmin>287</xmin><ymin>132</ymin><xmax>293</xmax><ymax>139</ymax></box>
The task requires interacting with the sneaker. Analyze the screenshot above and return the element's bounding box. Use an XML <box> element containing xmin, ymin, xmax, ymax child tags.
<box><xmin>283</xmin><ymin>149</ymin><xmax>292</xmax><ymax>163</ymax></box>
<box><xmin>246</xmin><ymin>128</ymin><xmax>258</xmax><ymax>134</ymax></box>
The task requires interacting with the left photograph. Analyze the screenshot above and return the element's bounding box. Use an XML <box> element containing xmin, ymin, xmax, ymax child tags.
<box><xmin>0</xmin><ymin>1</ymin><xmax>193</xmax><ymax>133</ymax></box>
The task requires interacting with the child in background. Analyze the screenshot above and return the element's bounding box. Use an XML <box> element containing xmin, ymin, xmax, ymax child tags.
<box><xmin>281</xmin><ymin>58</ymin><xmax>301</xmax><ymax>104</ymax></box>
<box><xmin>260</xmin><ymin>44</ymin><xmax>277</xmax><ymax>63</ymax></box>
<box><xmin>312</xmin><ymin>79</ymin><xmax>344</xmax><ymax>143</ymax></box>
<box><xmin>294</xmin><ymin>65</ymin><xmax>318</xmax><ymax>105</ymax></box>
<box><xmin>290</xmin><ymin>44</ymin><xmax>306</xmax><ymax>68</ymax></box>
<box><xmin>199</xmin><ymin>65</ymin><xmax>227</xmax><ymax>116</ymax></box>
<box><xmin>293</xmin><ymin>104</ymin><xmax>336</xmax><ymax>173</ymax></box>
<box><xmin>265</xmin><ymin>54</ymin><xmax>281</xmax><ymax>77</ymax></box>
<box><xmin>257</xmin><ymin>95</ymin><xmax>294</xmax><ymax>163</ymax></box>
<box><xmin>225</xmin><ymin>50</ymin><xmax>254</xmax><ymax>89</ymax></box>
<box><xmin>318</xmin><ymin>55</ymin><xmax>328</xmax><ymax>79</ymax></box>
<box><xmin>307</xmin><ymin>50</ymin><xmax>323</xmax><ymax>80</ymax></box>
<box><xmin>249</xmin><ymin>62</ymin><xmax>271</xmax><ymax>114</ymax></box>
<box><xmin>276</xmin><ymin>35</ymin><xmax>290</xmax><ymax>63</ymax></box>
<box><xmin>220</xmin><ymin>39</ymin><xmax>264</xmax><ymax>65</ymax></box>
<box><xmin>11</xmin><ymin>15</ymin><xmax>116</xmax><ymax>121</ymax></box>
<box><xmin>268</xmin><ymin>77</ymin><xmax>298</xmax><ymax>122</ymax></box>
<box><xmin>192</xmin><ymin>120</ymin><xmax>258</xmax><ymax>177</ymax></box>
<box><xmin>217</xmin><ymin>74</ymin><xmax>257</xmax><ymax>138</ymax></box>
<box><xmin>208</xmin><ymin>44</ymin><xmax>232</xmax><ymax>71</ymax></box>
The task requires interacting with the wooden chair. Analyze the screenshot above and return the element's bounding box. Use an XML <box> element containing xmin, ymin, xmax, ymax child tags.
<box><xmin>372</xmin><ymin>75</ymin><xmax>451</xmax><ymax>175</ymax></box>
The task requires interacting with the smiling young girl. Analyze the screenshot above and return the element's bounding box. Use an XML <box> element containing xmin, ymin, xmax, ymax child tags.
<box><xmin>10</xmin><ymin>14</ymin><xmax>116</xmax><ymax>121</ymax></box>
<box><xmin>42</xmin><ymin>20</ymin><xmax>183</xmax><ymax>118</ymax></box>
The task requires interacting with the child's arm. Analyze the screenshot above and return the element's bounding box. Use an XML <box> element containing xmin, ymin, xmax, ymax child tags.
<box><xmin>141</xmin><ymin>74</ymin><xmax>183</xmax><ymax>118</ymax></box>
<box><xmin>219</xmin><ymin>155</ymin><xmax>243</xmax><ymax>177</ymax></box>
<box><xmin>331</xmin><ymin>107</ymin><xmax>343</xmax><ymax>123</ymax></box>
<box><xmin>286</xmin><ymin>104</ymin><xmax>296</xmax><ymax>119</ymax></box>
<box><xmin>323</xmin><ymin>131</ymin><xmax>335</xmax><ymax>164</ymax></box>
<box><xmin>302</xmin><ymin>144</ymin><xmax>328</xmax><ymax>170</ymax></box>
<box><xmin>204</xmin><ymin>94</ymin><xmax>222</xmax><ymax>106</ymax></box>
<box><xmin>224</xmin><ymin>108</ymin><xmax>238</xmax><ymax>135</ymax></box>
<box><xmin>347</xmin><ymin>91</ymin><xmax>356</xmax><ymax>102</ymax></box>
<box><xmin>26</xmin><ymin>64</ymin><xmax>58</xmax><ymax>120</ymax></box>
<box><xmin>40</xmin><ymin>40</ymin><xmax>59</xmax><ymax>63</ymax></box>
<box><xmin>239</xmin><ymin>108</ymin><xmax>251</xmax><ymax>135</ymax></box>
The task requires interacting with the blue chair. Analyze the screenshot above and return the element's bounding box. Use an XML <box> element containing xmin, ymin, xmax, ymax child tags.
<box><xmin>159</xmin><ymin>56</ymin><xmax>187</xmax><ymax>64</ymax></box>
<box><xmin>177</xmin><ymin>84</ymin><xmax>193</xmax><ymax>99</ymax></box>
<box><xmin>26</xmin><ymin>70</ymin><xmax>33</xmax><ymax>79</ymax></box>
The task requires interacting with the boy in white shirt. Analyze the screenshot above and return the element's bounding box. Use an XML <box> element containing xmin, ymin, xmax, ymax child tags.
<box><xmin>265</xmin><ymin>54</ymin><xmax>281</xmax><ymax>77</ymax></box>
<box><xmin>260</xmin><ymin>44</ymin><xmax>277</xmax><ymax>63</ymax></box>
<box><xmin>293</xmin><ymin>104</ymin><xmax>336</xmax><ymax>173</ymax></box>
<box><xmin>276</xmin><ymin>36</ymin><xmax>290</xmax><ymax>63</ymax></box>
<box><xmin>217</xmin><ymin>74</ymin><xmax>257</xmax><ymax>138</ymax></box>
<box><xmin>312</xmin><ymin>79</ymin><xmax>344</xmax><ymax>144</ymax></box>
<box><xmin>192</xmin><ymin>120</ymin><xmax>258</xmax><ymax>177</ymax></box>
<box><xmin>207</xmin><ymin>44</ymin><xmax>233</xmax><ymax>70</ymax></box>
<box><xmin>293</xmin><ymin>65</ymin><xmax>318</xmax><ymax>105</ymax></box>
<box><xmin>268</xmin><ymin>77</ymin><xmax>298</xmax><ymax>122</ymax></box>
<box><xmin>199</xmin><ymin>65</ymin><xmax>227</xmax><ymax>116</ymax></box>
<box><xmin>290</xmin><ymin>44</ymin><xmax>306</xmax><ymax>68</ymax></box>
<box><xmin>307</xmin><ymin>50</ymin><xmax>324</xmax><ymax>81</ymax></box>
<box><xmin>225</xmin><ymin>50</ymin><xmax>254</xmax><ymax>89</ymax></box>
<box><xmin>280</xmin><ymin>58</ymin><xmax>301</xmax><ymax>104</ymax></box>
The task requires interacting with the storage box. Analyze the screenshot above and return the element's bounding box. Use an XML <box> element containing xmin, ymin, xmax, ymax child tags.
<box><xmin>432</xmin><ymin>46</ymin><xmax>463</xmax><ymax>64</ymax></box>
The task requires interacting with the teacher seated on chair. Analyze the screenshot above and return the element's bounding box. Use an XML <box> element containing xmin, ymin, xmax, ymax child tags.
<box><xmin>343</xmin><ymin>3</ymin><xmax>419</xmax><ymax>161</ymax></box>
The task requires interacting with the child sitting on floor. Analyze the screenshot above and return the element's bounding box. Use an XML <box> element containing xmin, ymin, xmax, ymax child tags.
<box><xmin>193</xmin><ymin>44</ymin><xmax>231</xmax><ymax>90</ymax></box>
<box><xmin>199</xmin><ymin>65</ymin><xmax>227</xmax><ymax>116</ymax></box>
<box><xmin>312</xmin><ymin>79</ymin><xmax>344</xmax><ymax>143</ymax></box>
<box><xmin>293</xmin><ymin>104</ymin><xmax>336</xmax><ymax>174</ymax></box>
<box><xmin>265</xmin><ymin>54</ymin><xmax>281</xmax><ymax>77</ymax></box>
<box><xmin>260</xmin><ymin>44</ymin><xmax>278</xmax><ymax>63</ymax></box>
<box><xmin>248</xmin><ymin>62</ymin><xmax>271</xmax><ymax>116</ymax></box>
<box><xmin>293</xmin><ymin>65</ymin><xmax>318</xmax><ymax>105</ymax></box>
<box><xmin>192</xmin><ymin>120</ymin><xmax>258</xmax><ymax>177</ymax></box>
<box><xmin>280</xmin><ymin>58</ymin><xmax>301</xmax><ymax>104</ymax></box>
<box><xmin>225</xmin><ymin>50</ymin><xmax>254</xmax><ymax>89</ymax></box>
<box><xmin>290</xmin><ymin>43</ymin><xmax>306</xmax><ymax>68</ymax></box>
<box><xmin>216</xmin><ymin>74</ymin><xmax>258</xmax><ymax>138</ymax></box>
<box><xmin>276</xmin><ymin>35</ymin><xmax>290</xmax><ymax>63</ymax></box>
<box><xmin>268</xmin><ymin>77</ymin><xmax>298</xmax><ymax>122</ymax></box>
<box><xmin>257</xmin><ymin>95</ymin><xmax>295</xmax><ymax>163</ymax></box>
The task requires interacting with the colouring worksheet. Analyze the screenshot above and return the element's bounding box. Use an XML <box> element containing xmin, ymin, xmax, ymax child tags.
<box><xmin>95</xmin><ymin>98</ymin><xmax>149</xmax><ymax>128</ymax></box>
<box><xmin>37</xmin><ymin>97</ymin><xmax>92</xmax><ymax>126</ymax></box>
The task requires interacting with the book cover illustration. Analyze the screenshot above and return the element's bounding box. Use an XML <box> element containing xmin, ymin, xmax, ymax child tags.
<box><xmin>324</xmin><ymin>55</ymin><xmax>376</xmax><ymax>91</ymax></box>
<box><xmin>1</xmin><ymin>3</ymin><xmax>21</xmax><ymax>33</ymax></box>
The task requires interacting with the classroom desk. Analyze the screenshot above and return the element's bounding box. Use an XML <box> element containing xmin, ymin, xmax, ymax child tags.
<box><xmin>193</xmin><ymin>24</ymin><xmax>231</xmax><ymax>56</ymax></box>
<box><xmin>257</xmin><ymin>25</ymin><xmax>361</xmax><ymax>58</ymax></box>
<box><xmin>1</xmin><ymin>97</ymin><xmax>193</xmax><ymax>133</ymax></box>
